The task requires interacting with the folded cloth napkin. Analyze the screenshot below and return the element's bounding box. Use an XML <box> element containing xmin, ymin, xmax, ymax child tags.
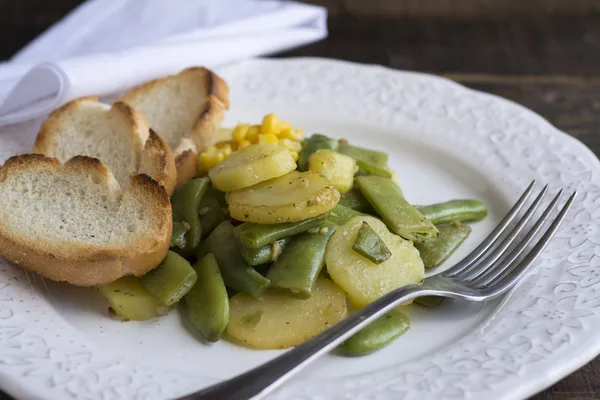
<box><xmin>0</xmin><ymin>0</ymin><xmax>327</xmax><ymax>127</ymax></box>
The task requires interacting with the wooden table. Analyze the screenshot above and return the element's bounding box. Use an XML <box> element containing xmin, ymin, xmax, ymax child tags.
<box><xmin>1</xmin><ymin>2</ymin><xmax>600</xmax><ymax>399</ymax></box>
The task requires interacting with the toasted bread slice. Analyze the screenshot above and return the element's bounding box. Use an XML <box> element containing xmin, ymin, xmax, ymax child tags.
<box><xmin>33</xmin><ymin>97</ymin><xmax>177</xmax><ymax>195</ymax></box>
<box><xmin>0</xmin><ymin>154</ymin><xmax>172</xmax><ymax>286</ymax></box>
<box><xmin>120</xmin><ymin>67</ymin><xmax>229</xmax><ymax>186</ymax></box>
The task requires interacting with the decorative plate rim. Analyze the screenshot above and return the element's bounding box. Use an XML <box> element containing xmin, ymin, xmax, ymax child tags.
<box><xmin>1</xmin><ymin>57</ymin><xmax>600</xmax><ymax>400</ymax></box>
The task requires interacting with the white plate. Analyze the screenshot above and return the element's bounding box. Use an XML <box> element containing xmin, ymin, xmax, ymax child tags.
<box><xmin>1</xmin><ymin>58</ymin><xmax>599</xmax><ymax>400</ymax></box>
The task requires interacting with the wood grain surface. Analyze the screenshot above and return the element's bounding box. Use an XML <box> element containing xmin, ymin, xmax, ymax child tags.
<box><xmin>1</xmin><ymin>1</ymin><xmax>599</xmax><ymax>399</ymax></box>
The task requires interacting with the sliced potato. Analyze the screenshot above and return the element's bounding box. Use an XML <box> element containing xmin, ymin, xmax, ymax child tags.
<box><xmin>326</xmin><ymin>216</ymin><xmax>424</xmax><ymax>308</ymax></box>
<box><xmin>98</xmin><ymin>276</ymin><xmax>169</xmax><ymax>321</ymax></box>
<box><xmin>308</xmin><ymin>149</ymin><xmax>357</xmax><ymax>194</ymax></box>
<box><xmin>227</xmin><ymin>277</ymin><xmax>348</xmax><ymax>349</ymax></box>
<box><xmin>227</xmin><ymin>170</ymin><xmax>341</xmax><ymax>224</ymax></box>
<box><xmin>208</xmin><ymin>143</ymin><xmax>296</xmax><ymax>192</ymax></box>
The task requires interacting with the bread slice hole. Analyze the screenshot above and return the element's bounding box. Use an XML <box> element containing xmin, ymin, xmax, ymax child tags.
<box><xmin>91</xmin><ymin>173</ymin><xmax>102</xmax><ymax>184</ymax></box>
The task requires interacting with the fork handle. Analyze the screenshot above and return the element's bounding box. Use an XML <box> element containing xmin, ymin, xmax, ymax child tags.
<box><xmin>180</xmin><ymin>284</ymin><xmax>426</xmax><ymax>400</ymax></box>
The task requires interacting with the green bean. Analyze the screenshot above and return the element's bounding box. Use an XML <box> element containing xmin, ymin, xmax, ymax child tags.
<box><xmin>140</xmin><ymin>250</ymin><xmax>197</xmax><ymax>306</ymax></box>
<box><xmin>355</xmin><ymin>175</ymin><xmax>438</xmax><ymax>242</ymax></box>
<box><xmin>98</xmin><ymin>276</ymin><xmax>169</xmax><ymax>321</ymax></box>
<box><xmin>298</xmin><ymin>133</ymin><xmax>339</xmax><ymax>171</ymax></box>
<box><xmin>198</xmin><ymin>221</ymin><xmax>270</xmax><ymax>297</ymax></box>
<box><xmin>338</xmin><ymin>310</ymin><xmax>410</xmax><ymax>356</ymax></box>
<box><xmin>414</xmin><ymin>296</ymin><xmax>446</xmax><ymax>307</ymax></box>
<box><xmin>340</xmin><ymin>187</ymin><xmax>375</xmax><ymax>213</ymax></box>
<box><xmin>234</xmin><ymin>214</ymin><xmax>328</xmax><ymax>249</ymax></box>
<box><xmin>356</xmin><ymin>160</ymin><xmax>392</xmax><ymax>178</ymax></box>
<box><xmin>170</xmin><ymin>221</ymin><xmax>188</xmax><ymax>249</ymax></box>
<box><xmin>171</xmin><ymin>177</ymin><xmax>209</xmax><ymax>254</ymax></box>
<box><xmin>415</xmin><ymin>223</ymin><xmax>471</xmax><ymax>268</ymax></box>
<box><xmin>416</xmin><ymin>199</ymin><xmax>488</xmax><ymax>225</ymax></box>
<box><xmin>205</xmin><ymin>186</ymin><xmax>228</xmax><ymax>209</ymax></box>
<box><xmin>239</xmin><ymin>237</ymin><xmax>293</xmax><ymax>266</ymax></box>
<box><xmin>199</xmin><ymin>196</ymin><xmax>227</xmax><ymax>238</ymax></box>
<box><xmin>184</xmin><ymin>253</ymin><xmax>229</xmax><ymax>342</ymax></box>
<box><xmin>267</xmin><ymin>222</ymin><xmax>337</xmax><ymax>298</ymax></box>
<box><xmin>338</xmin><ymin>142</ymin><xmax>388</xmax><ymax>170</ymax></box>
<box><xmin>327</xmin><ymin>203</ymin><xmax>363</xmax><ymax>226</ymax></box>
<box><xmin>352</xmin><ymin>221</ymin><xmax>391</xmax><ymax>264</ymax></box>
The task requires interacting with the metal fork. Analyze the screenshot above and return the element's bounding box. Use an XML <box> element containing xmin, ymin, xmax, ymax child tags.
<box><xmin>180</xmin><ymin>181</ymin><xmax>576</xmax><ymax>400</ymax></box>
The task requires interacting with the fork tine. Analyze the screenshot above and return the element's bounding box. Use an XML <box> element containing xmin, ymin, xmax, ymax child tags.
<box><xmin>471</xmin><ymin>189</ymin><xmax>563</xmax><ymax>287</ymax></box>
<box><xmin>456</xmin><ymin>184</ymin><xmax>549</xmax><ymax>282</ymax></box>
<box><xmin>444</xmin><ymin>180</ymin><xmax>536</xmax><ymax>278</ymax></box>
<box><xmin>480</xmin><ymin>191</ymin><xmax>576</xmax><ymax>298</ymax></box>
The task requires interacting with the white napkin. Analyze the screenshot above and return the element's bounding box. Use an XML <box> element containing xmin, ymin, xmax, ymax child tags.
<box><xmin>0</xmin><ymin>0</ymin><xmax>327</xmax><ymax>127</ymax></box>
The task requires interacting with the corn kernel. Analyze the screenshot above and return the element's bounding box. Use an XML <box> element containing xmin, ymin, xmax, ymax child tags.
<box><xmin>232</xmin><ymin>124</ymin><xmax>250</xmax><ymax>143</ymax></box>
<box><xmin>214</xmin><ymin>152</ymin><xmax>225</xmax><ymax>164</ymax></box>
<box><xmin>289</xmin><ymin>150</ymin><xmax>299</xmax><ymax>162</ymax></box>
<box><xmin>280</xmin><ymin>138</ymin><xmax>302</xmax><ymax>152</ymax></box>
<box><xmin>280</xmin><ymin>121</ymin><xmax>291</xmax><ymax>132</ymax></box>
<box><xmin>247</xmin><ymin>125</ymin><xmax>260</xmax><ymax>143</ymax></box>
<box><xmin>261</xmin><ymin>113</ymin><xmax>280</xmax><ymax>136</ymax></box>
<box><xmin>238</xmin><ymin>140</ymin><xmax>252</xmax><ymax>149</ymax></box>
<box><xmin>199</xmin><ymin>153</ymin><xmax>216</xmax><ymax>170</ymax></box>
<box><xmin>220</xmin><ymin>144</ymin><xmax>232</xmax><ymax>156</ymax></box>
<box><xmin>204</xmin><ymin>146</ymin><xmax>218</xmax><ymax>155</ymax></box>
<box><xmin>258</xmin><ymin>133</ymin><xmax>279</xmax><ymax>144</ymax></box>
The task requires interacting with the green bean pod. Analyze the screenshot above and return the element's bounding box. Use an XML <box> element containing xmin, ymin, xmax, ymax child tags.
<box><xmin>267</xmin><ymin>222</ymin><xmax>337</xmax><ymax>298</ymax></box>
<box><xmin>239</xmin><ymin>237</ymin><xmax>293</xmax><ymax>266</ymax></box>
<box><xmin>338</xmin><ymin>142</ymin><xmax>388</xmax><ymax>170</ymax></box>
<box><xmin>199</xmin><ymin>196</ymin><xmax>227</xmax><ymax>238</ymax></box>
<box><xmin>327</xmin><ymin>204</ymin><xmax>363</xmax><ymax>226</ymax></box>
<box><xmin>338</xmin><ymin>311</ymin><xmax>410</xmax><ymax>356</ymax></box>
<box><xmin>198</xmin><ymin>221</ymin><xmax>271</xmax><ymax>297</ymax></box>
<box><xmin>417</xmin><ymin>199</ymin><xmax>488</xmax><ymax>225</ymax></box>
<box><xmin>415</xmin><ymin>223</ymin><xmax>472</xmax><ymax>268</ymax></box>
<box><xmin>298</xmin><ymin>133</ymin><xmax>339</xmax><ymax>170</ymax></box>
<box><xmin>170</xmin><ymin>221</ymin><xmax>188</xmax><ymax>249</ymax></box>
<box><xmin>185</xmin><ymin>253</ymin><xmax>229</xmax><ymax>342</ymax></box>
<box><xmin>356</xmin><ymin>160</ymin><xmax>392</xmax><ymax>178</ymax></box>
<box><xmin>171</xmin><ymin>177</ymin><xmax>209</xmax><ymax>254</ymax></box>
<box><xmin>140</xmin><ymin>251</ymin><xmax>198</xmax><ymax>306</ymax></box>
<box><xmin>234</xmin><ymin>213</ymin><xmax>328</xmax><ymax>249</ymax></box>
<box><xmin>340</xmin><ymin>187</ymin><xmax>375</xmax><ymax>213</ymax></box>
<box><xmin>352</xmin><ymin>221</ymin><xmax>391</xmax><ymax>264</ymax></box>
<box><xmin>205</xmin><ymin>186</ymin><xmax>228</xmax><ymax>209</ymax></box>
<box><xmin>355</xmin><ymin>175</ymin><xmax>438</xmax><ymax>242</ymax></box>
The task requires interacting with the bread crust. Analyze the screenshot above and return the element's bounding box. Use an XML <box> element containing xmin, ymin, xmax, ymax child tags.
<box><xmin>0</xmin><ymin>154</ymin><xmax>172</xmax><ymax>286</ymax></box>
<box><xmin>33</xmin><ymin>98</ymin><xmax>177</xmax><ymax>196</ymax></box>
<box><xmin>140</xmin><ymin>129</ymin><xmax>177</xmax><ymax>195</ymax></box>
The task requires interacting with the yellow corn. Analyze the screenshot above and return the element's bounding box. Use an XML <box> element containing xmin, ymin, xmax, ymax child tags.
<box><xmin>199</xmin><ymin>153</ymin><xmax>217</xmax><ymax>171</ymax></box>
<box><xmin>279</xmin><ymin>121</ymin><xmax>292</xmax><ymax>136</ymax></box>
<box><xmin>200</xmin><ymin>114</ymin><xmax>303</xmax><ymax>170</ymax></box>
<box><xmin>281</xmin><ymin>128</ymin><xmax>304</xmax><ymax>141</ymax></box>
<box><xmin>213</xmin><ymin>152</ymin><xmax>225</xmax><ymax>164</ymax></box>
<box><xmin>237</xmin><ymin>140</ymin><xmax>252</xmax><ymax>149</ymax></box>
<box><xmin>220</xmin><ymin>144</ymin><xmax>233</xmax><ymax>156</ymax></box>
<box><xmin>279</xmin><ymin>138</ymin><xmax>302</xmax><ymax>152</ymax></box>
<box><xmin>258</xmin><ymin>133</ymin><xmax>279</xmax><ymax>144</ymax></box>
<box><xmin>247</xmin><ymin>125</ymin><xmax>260</xmax><ymax>143</ymax></box>
<box><xmin>232</xmin><ymin>124</ymin><xmax>250</xmax><ymax>143</ymax></box>
<box><xmin>204</xmin><ymin>146</ymin><xmax>218</xmax><ymax>155</ymax></box>
<box><xmin>261</xmin><ymin>113</ymin><xmax>280</xmax><ymax>136</ymax></box>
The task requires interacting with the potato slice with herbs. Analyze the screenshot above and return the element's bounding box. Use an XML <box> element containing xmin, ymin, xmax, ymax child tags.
<box><xmin>208</xmin><ymin>143</ymin><xmax>296</xmax><ymax>192</ymax></box>
<box><xmin>227</xmin><ymin>171</ymin><xmax>340</xmax><ymax>224</ymax></box>
<box><xmin>227</xmin><ymin>277</ymin><xmax>348</xmax><ymax>349</ymax></box>
<box><xmin>326</xmin><ymin>216</ymin><xmax>424</xmax><ymax>308</ymax></box>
